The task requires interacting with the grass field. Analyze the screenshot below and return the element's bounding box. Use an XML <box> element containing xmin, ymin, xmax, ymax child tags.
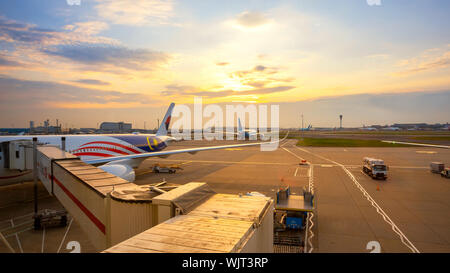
<box><xmin>294</xmin><ymin>137</ymin><xmax>413</xmax><ymax>147</ymax></box>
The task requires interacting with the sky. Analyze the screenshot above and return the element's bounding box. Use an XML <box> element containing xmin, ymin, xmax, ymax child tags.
<box><xmin>0</xmin><ymin>0</ymin><xmax>449</xmax><ymax>129</ymax></box>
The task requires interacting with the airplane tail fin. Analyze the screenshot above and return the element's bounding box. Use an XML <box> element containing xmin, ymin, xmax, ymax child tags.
<box><xmin>238</xmin><ymin>118</ymin><xmax>243</xmax><ymax>133</ymax></box>
<box><xmin>156</xmin><ymin>103</ymin><xmax>175</xmax><ymax>136</ymax></box>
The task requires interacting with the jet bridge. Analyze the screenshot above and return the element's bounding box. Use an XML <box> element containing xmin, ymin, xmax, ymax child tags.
<box><xmin>15</xmin><ymin>140</ymin><xmax>274</xmax><ymax>252</ymax></box>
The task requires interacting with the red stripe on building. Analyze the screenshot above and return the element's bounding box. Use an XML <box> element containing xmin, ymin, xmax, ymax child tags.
<box><xmin>51</xmin><ymin>175</ymin><xmax>106</xmax><ymax>234</ymax></box>
<box><xmin>80</xmin><ymin>141</ymin><xmax>141</xmax><ymax>154</ymax></box>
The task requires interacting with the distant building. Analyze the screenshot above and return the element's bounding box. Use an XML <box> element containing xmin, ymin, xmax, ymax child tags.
<box><xmin>100</xmin><ymin>122</ymin><xmax>132</xmax><ymax>133</ymax></box>
<box><xmin>29</xmin><ymin>119</ymin><xmax>61</xmax><ymax>134</ymax></box>
<box><xmin>392</xmin><ymin>123</ymin><xmax>428</xmax><ymax>129</ymax></box>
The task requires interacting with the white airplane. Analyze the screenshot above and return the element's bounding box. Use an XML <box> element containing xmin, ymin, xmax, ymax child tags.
<box><xmin>360</xmin><ymin>127</ymin><xmax>377</xmax><ymax>131</ymax></box>
<box><xmin>0</xmin><ymin>103</ymin><xmax>279</xmax><ymax>185</ymax></box>
<box><xmin>382</xmin><ymin>127</ymin><xmax>400</xmax><ymax>131</ymax></box>
<box><xmin>236</xmin><ymin>118</ymin><xmax>265</xmax><ymax>140</ymax></box>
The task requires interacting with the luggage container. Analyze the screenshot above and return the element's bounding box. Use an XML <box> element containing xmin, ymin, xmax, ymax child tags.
<box><xmin>430</xmin><ymin>162</ymin><xmax>445</xmax><ymax>173</ymax></box>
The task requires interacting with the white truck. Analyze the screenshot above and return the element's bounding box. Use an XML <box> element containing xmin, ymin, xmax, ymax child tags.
<box><xmin>363</xmin><ymin>157</ymin><xmax>388</xmax><ymax>180</ymax></box>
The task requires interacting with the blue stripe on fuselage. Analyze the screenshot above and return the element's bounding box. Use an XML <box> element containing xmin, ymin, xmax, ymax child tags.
<box><xmin>112</xmin><ymin>135</ymin><xmax>167</xmax><ymax>152</ymax></box>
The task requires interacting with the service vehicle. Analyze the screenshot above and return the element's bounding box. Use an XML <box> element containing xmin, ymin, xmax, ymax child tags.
<box><xmin>363</xmin><ymin>157</ymin><xmax>388</xmax><ymax>180</ymax></box>
<box><xmin>441</xmin><ymin>168</ymin><xmax>450</xmax><ymax>178</ymax></box>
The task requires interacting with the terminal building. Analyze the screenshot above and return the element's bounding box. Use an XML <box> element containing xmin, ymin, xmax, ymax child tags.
<box><xmin>99</xmin><ymin>122</ymin><xmax>132</xmax><ymax>133</ymax></box>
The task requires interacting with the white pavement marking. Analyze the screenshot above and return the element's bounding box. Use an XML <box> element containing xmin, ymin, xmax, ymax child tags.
<box><xmin>294</xmin><ymin>146</ymin><xmax>420</xmax><ymax>253</ymax></box>
<box><xmin>382</xmin><ymin>140</ymin><xmax>450</xmax><ymax>149</ymax></box>
<box><xmin>41</xmin><ymin>227</ymin><xmax>46</xmax><ymax>253</ymax></box>
<box><xmin>145</xmin><ymin>158</ymin><xmax>429</xmax><ymax>170</ymax></box>
<box><xmin>10</xmin><ymin>219</ymin><xmax>23</xmax><ymax>253</ymax></box>
<box><xmin>307</xmin><ymin>164</ymin><xmax>315</xmax><ymax>253</ymax></box>
<box><xmin>0</xmin><ymin>231</ymin><xmax>15</xmax><ymax>253</ymax></box>
<box><xmin>280</xmin><ymin>139</ymin><xmax>292</xmax><ymax>148</ymax></box>
<box><xmin>57</xmin><ymin>218</ymin><xmax>74</xmax><ymax>253</ymax></box>
<box><xmin>146</xmin><ymin>159</ymin><xmax>292</xmax><ymax>166</ymax></box>
<box><xmin>179</xmin><ymin>161</ymin><xmax>192</xmax><ymax>165</ymax></box>
<box><xmin>310</xmin><ymin>163</ymin><xmax>427</xmax><ymax>169</ymax></box>
<box><xmin>294</xmin><ymin>167</ymin><xmax>298</xmax><ymax>177</ymax></box>
<box><xmin>282</xmin><ymin>147</ymin><xmax>305</xmax><ymax>161</ymax></box>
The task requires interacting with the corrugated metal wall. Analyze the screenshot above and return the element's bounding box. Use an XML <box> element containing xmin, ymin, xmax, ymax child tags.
<box><xmin>53</xmin><ymin>164</ymin><xmax>107</xmax><ymax>250</ymax></box>
<box><xmin>108</xmin><ymin>198</ymin><xmax>155</xmax><ymax>247</ymax></box>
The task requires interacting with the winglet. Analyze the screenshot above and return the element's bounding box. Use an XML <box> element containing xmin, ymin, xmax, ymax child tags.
<box><xmin>156</xmin><ymin>103</ymin><xmax>175</xmax><ymax>136</ymax></box>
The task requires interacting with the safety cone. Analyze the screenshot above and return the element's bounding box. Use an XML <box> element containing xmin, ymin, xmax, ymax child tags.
<box><xmin>376</xmin><ymin>185</ymin><xmax>380</xmax><ymax>191</ymax></box>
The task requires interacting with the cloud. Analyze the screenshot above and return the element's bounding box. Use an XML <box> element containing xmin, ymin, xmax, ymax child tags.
<box><xmin>0</xmin><ymin>16</ymin><xmax>171</xmax><ymax>73</ymax></box>
<box><xmin>231</xmin><ymin>65</ymin><xmax>278</xmax><ymax>78</ymax></box>
<box><xmin>63</xmin><ymin>21</ymin><xmax>109</xmax><ymax>36</ymax></box>
<box><xmin>216</xmin><ymin>62</ymin><xmax>229</xmax><ymax>66</ymax></box>
<box><xmin>0</xmin><ymin>16</ymin><xmax>115</xmax><ymax>46</ymax></box>
<box><xmin>226</xmin><ymin>64</ymin><xmax>290</xmax><ymax>90</ymax></box>
<box><xmin>160</xmin><ymin>84</ymin><xmax>195</xmax><ymax>96</ymax></box>
<box><xmin>43</xmin><ymin>44</ymin><xmax>170</xmax><ymax>70</ymax></box>
<box><xmin>95</xmin><ymin>0</ymin><xmax>174</xmax><ymax>26</ymax></box>
<box><xmin>160</xmin><ymin>84</ymin><xmax>294</xmax><ymax>98</ymax></box>
<box><xmin>394</xmin><ymin>49</ymin><xmax>450</xmax><ymax>76</ymax></box>
<box><xmin>0</xmin><ymin>76</ymin><xmax>157</xmax><ymax>109</ymax></box>
<box><xmin>0</xmin><ymin>54</ymin><xmax>22</xmax><ymax>67</ymax></box>
<box><xmin>160</xmin><ymin>62</ymin><xmax>295</xmax><ymax>99</ymax></box>
<box><xmin>72</xmin><ymin>79</ymin><xmax>110</xmax><ymax>85</ymax></box>
<box><xmin>0</xmin><ymin>16</ymin><xmax>57</xmax><ymax>44</ymax></box>
<box><xmin>235</xmin><ymin>11</ymin><xmax>271</xmax><ymax>28</ymax></box>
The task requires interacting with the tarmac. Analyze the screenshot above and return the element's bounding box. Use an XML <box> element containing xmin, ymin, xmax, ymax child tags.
<box><xmin>0</xmin><ymin>138</ymin><xmax>449</xmax><ymax>253</ymax></box>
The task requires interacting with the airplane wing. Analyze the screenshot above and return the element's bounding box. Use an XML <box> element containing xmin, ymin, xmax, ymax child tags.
<box><xmin>85</xmin><ymin>134</ymin><xmax>288</xmax><ymax>165</ymax></box>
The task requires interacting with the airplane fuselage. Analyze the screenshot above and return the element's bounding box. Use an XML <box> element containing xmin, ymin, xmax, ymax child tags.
<box><xmin>0</xmin><ymin>134</ymin><xmax>168</xmax><ymax>185</ymax></box>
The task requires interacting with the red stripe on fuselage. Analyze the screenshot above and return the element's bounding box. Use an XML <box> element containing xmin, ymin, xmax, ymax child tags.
<box><xmin>73</xmin><ymin>146</ymin><xmax>129</xmax><ymax>155</ymax></box>
<box><xmin>73</xmin><ymin>152</ymin><xmax>114</xmax><ymax>158</ymax></box>
<box><xmin>80</xmin><ymin>141</ymin><xmax>141</xmax><ymax>154</ymax></box>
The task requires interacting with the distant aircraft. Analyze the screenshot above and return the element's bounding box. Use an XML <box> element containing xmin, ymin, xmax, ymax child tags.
<box><xmin>0</xmin><ymin>103</ymin><xmax>277</xmax><ymax>186</ymax></box>
<box><xmin>360</xmin><ymin>127</ymin><xmax>377</xmax><ymax>131</ymax></box>
<box><xmin>440</xmin><ymin>125</ymin><xmax>450</xmax><ymax>131</ymax></box>
<box><xmin>382</xmin><ymin>127</ymin><xmax>400</xmax><ymax>131</ymax></box>
<box><xmin>300</xmin><ymin>125</ymin><xmax>312</xmax><ymax>131</ymax></box>
<box><xmin>237</xmin><ymin>118</ymin><xmax>265</xmax><ymax>140</ymax></box>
